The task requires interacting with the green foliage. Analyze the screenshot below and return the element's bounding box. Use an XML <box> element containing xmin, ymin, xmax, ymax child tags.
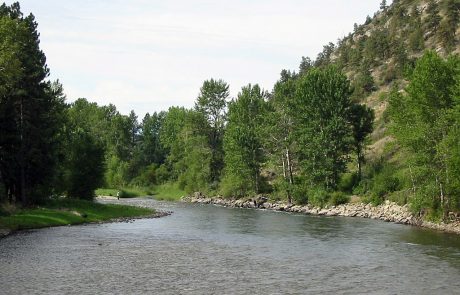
<box><xmin>0</xmin><ymin>198</ymin><xmax>154</xmax><ymax>231</ymax></box>
<box><xmin>291</xmin><ymin>181</ymin><xmax>309</xmax><ymax>205</ymax></box>
<box><xmin>222</xmin><ymin>84</ymin><xmax>269</xmax><ymax>196</ymax></box>
<box><xmin>195</xmin><ymin>79</ymin><xmax>229</xmax><ymax>182</ymax></box>
<box><xmin>65</xmin><ymin>130</ymin><xmax>105</xmax><ymax>200</ymax></box>
<box><xmin>338</xmin><ymin>172</ymin><xmax>360</xmax><ymax>194</ymax></box>
<box><xmin>351</xmin><ymin>67</ymin><xmax>376</xmax><ymax>100</ymax></box>
<box><xmin>151</xmin><ymin>183</ymin><xmax>186</xmax><ymax>201</ymax></box>
<box><xmin>425</xmin><ymin>1</ymin><xmax>442</xmax><ymax>35</ymax></box>
<box><xmin>307</xmin><ymin>187</ymin><xmax>329</xmax><ymax>208</ymax></box>
<box><xmin>291</xmin><ymin>66</ymin><xmax>353</xmax><ymax>190</ymax></box>
<box><xmin>0</xmin><ymin>3</ymin><xmax>67</xmax><ymax>205</ymax></box>
<box><xmin>349</xmin><ymin>104</ymin><xmax>375</xmax><ymax>179</ymax></box>
<box><xmin>267</xmin><ymin>71</ymin><xmax>298</xmax><ymax>203</ymax></box>
<box><xmin>438</xmin><ymin>0</ymin><xmax>460</xmax><ymax>52</ymax></box>
<box><xmin>95</xmin><ymin>187</ymin><xmax>151</xmax><ymax>198</ymax></box>
<box><xmin>389</xmin><ymin>51</ymin><xmax>460</xmax><ymax>216</ymax></box>
<box><xmin>160</xmin><ymin>107</ymin><xmax>212</xmax><ymax>193</ymax></box>
<box><xmin>370</xmin><ymin>166</ymin><xmax>401</xmax><ymax>198</ymax></box>
<box><xmin>329</xmin><ymin>191</ymin><xmax>350</xmax><ymax>206</ymax></box>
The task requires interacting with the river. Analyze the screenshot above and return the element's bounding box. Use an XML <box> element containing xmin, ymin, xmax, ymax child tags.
<box><xmin>1</xmin><ymin>198</ymin><xmax>459</xmax><ymax>294</ymax></box>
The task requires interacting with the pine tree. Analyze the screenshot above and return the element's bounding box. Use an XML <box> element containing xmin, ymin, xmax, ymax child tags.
<box><xmin>380</xmin><ymin>0</ymin><xmax>388</xmax><ymax>11</ymax></box>
<box><xmin>425</xmin><ymin>0</ymin><xmax>442</xmax><ymax>37</ymax></box>
<box><xmin>0</xmin><ymin>3</ymin><xmax>66</xmax><ymax>205</ymax></box>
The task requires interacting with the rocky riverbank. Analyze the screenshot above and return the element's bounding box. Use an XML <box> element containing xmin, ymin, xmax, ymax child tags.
<box><xmin>183</xmin><ymin>193</ymin><xmax>460</xmax><ymax>235</ymax></box>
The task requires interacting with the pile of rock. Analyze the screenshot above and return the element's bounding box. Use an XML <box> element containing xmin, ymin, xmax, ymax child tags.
<box><xmin>184</xmin><ymin>193</ymin><xmax>415</xmax><ymax>224</ymax></box>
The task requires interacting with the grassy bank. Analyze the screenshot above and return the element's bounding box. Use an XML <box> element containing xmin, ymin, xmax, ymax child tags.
<box><xmin>96</xmin><ymin>183</ymin><xmax>185</xmax><ymax>202</ymax></box>
<box><xmin>151</xmin><ymin>183</ymin><xmax>185</xmax><ymax>201</ymax></box>
<box><xmin>0</xmin><ymin>198</ymin><xmax>155</xmax><ymax>231</ymax></box>
<box><xmin>95</xmin><ymin>187</ymin><xmax>153</xmax><ymax>198</ymax></box>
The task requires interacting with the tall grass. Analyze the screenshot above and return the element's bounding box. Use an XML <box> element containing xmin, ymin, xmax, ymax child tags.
<box><xmin>152</xmin><ymin>183</ymin><xmax>186</xmax><ymax>201</ymax></box>
<box><xmin>0</xmin><ymin>198</ymin><xmax>155</xmax><ymax>231</ymax></box>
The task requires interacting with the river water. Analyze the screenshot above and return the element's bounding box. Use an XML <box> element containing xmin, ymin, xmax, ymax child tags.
<box><xmin>1</xmin><ymin>198</ymin><xmax>459</xmax><ymax>295</ymax></box>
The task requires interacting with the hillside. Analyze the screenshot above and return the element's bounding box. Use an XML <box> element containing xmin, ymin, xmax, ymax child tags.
<box><xmin>308</xmin><ymin>0</ymin><xmax>459</xmax><ymax>161</ymax></box>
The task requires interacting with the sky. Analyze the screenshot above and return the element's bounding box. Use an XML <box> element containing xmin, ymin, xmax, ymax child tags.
<box><xmin>7</xmin><ymin>0</ymin><xmax>386</xmax><ymax>117</ymax></box>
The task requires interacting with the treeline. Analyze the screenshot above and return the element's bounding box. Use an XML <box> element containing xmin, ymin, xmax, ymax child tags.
<box><xmin>0</xmin><ymin>2</ymin><xmax>459</xmax><ymax>220</ymax></box>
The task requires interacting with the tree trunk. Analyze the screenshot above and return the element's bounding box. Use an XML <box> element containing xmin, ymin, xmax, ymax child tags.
<box><xmin>19</xmin><ymin>96</ymin><xmax>27</xmax><ymax>206</ymax></box>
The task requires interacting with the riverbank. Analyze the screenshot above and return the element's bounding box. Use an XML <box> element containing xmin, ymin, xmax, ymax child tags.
<box><xmin>183</xmin><ymin>194</ymin><xmax>460</xmax><ymax>235</ymax></box>
<box><xmin>0</xmin><ymin>197</ymin><xmax>168</xmax><ymax>239</ymax></box>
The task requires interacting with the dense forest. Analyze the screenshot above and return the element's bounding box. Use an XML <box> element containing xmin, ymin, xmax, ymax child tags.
<box><xmin>0</xmin><ymin>0</ymin><xmax>459</xmax><ymax>221</ymax></box>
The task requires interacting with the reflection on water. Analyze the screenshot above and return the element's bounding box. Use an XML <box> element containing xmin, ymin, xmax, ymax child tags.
<box><xmin>0</xmin><ymin>198</ymin><xmax>459</xmax><ymax>295</ymax></box>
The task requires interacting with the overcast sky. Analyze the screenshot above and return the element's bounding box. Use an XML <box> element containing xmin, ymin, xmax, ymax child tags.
<box><xmin>8</xmin><ymin>0</ymin><xmax>386</xmax><ymax>117</ymax></box>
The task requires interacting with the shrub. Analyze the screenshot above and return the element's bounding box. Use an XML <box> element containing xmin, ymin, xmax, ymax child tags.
<box><xmin>292</xmin><ymin>182</ymin><xmax>309</xmax><ymax>205</ymax></box>
<box><xmin>329</xmin><ymin>191</ymin><xmax>350</xmax><ymax>206</ymax></box>
<box><xmin>371</xmin><ymin>168</ymin><xmax>401</xmax><ymax>197</ymax></box>
<box><xmin>308</xmin><ymin>187</ymin><xmax>329</xmax><ymax>208</ymax></box>
<box><xmin>338</xmin><ymin>172</ymin><xmax>359</xmax><ymax>193</ymax></box>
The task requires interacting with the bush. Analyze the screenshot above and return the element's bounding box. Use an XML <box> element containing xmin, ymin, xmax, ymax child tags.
<box><xmin>367</xmin><ymin>194</ymin><xmax>384</xmax><ymax>206</ymax></box>
<box><xmin>292</xmin><ymin>182</ymin><xmax>309</xmax><ymax>205</ymax></box>
<box><xmin>219</xmin><ymin>173</ymin><xmax>251</xmax><ymax>198</ymax></box>
<box><xmin>338</xmin><ymin>173</ymin><xmax>359</xmax><ymax>193</ymax></box>
<box><xmin>308</xmin><ymin>187</ymin><xmax>329</xmax><ymax>208</ymax></box>
<box><xmin>371</xmin><ymin>169</ymin><xmax>401</xmax><ymax>198</ymax></box>
<box><xmin>329</xmin><ymin>191</ymin><xmax>350</xmax><ymax>206</ymax></box>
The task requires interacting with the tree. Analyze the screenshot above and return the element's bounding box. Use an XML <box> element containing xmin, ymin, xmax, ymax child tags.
<box><xmin>351</xmin><ymin>64</ymin><xmax>376</xmax><ymax>100</ymax></box>
<box><xmin>424</xmin><ymin>1</ymin><xmax>442</xmax><ymax>36</ymax></box>
<box><xmin>291</xmin><ymin>66</ymin><xmax>353</xmax><ymax>190</ymax></box>
<box><xmin>299</xmin><ymin>56</ymin><xmax>313</xmax><ymax>76</ymax></box>
<box><xmin>267</xmin><ymin>72</ymin><xmax>298</xmax><ymax>203</ymax></box>
<box><xmin>0</xmin><ymin>3</ymin><xmax>66</xmax><ymax>205</ymax></box>
<box><xmin>389</xmin><ymin>51</ymin><xmax>458</xmax><ymax>216</ymax></box>
<box><xmin>349</xmin><ymin>104</ymin><xmax>374</xmax><ymax>180</ymax></box>
<box><xmin>65</xmin><ymin>130</ymin><xmax>105</xmax><ymax>200</ymax></box>
<box><xmin>139</xmin><ymin>112</ymin><xmax>166</xmax><ymax>166</ymax></box>
<box><xmin>222</xmin><ymin>84</ymin><xmax>268</xmax><ymax>196</ymax></box>
<box><xmin>438</xmin><ymin>0</ymin><xmax>460</xmax><ymax>52</ymax></box>
<box><xmin>380</xmin><ymin>0</ymin><xmax>388</xmax><ymax>11</ymax></box>
<box><xmin>160</xmin><ymin>107</ymin><xmax>212</xmax><ymax>192</ymax></box>
<box><xmin>195</xmin><ymin>79</ymin><xmax>229</xmax><ymax>183</ymax></box>
<box><xmin>408</xmin><ymin>7</ymin><xmax>424</xmax><ymax>52</ymax></box>
<box><xmin>315</xmin><ymin>42</ymin><xmax>335</xmax><ymax>67</ymax></box>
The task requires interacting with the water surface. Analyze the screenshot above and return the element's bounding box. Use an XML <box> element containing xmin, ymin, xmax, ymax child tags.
<box><xmin>1</xmin><ymin>198</ymin><xmax>459</xmax><ymax>294</ymax></box>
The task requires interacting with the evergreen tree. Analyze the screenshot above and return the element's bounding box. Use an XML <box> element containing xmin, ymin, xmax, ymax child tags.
<box><xmin>439</xmin><ymin>0</ymin><xmax>460</xmax><ymax>52</ymax></box>
<box><xmin>408</xmin><ymin>7</ymin><xmax>425</xmax><ymax>52</ymax></box>
<box><xmin>380</xmin><ymin>0</ymin><xmax>388</xmax><ymax>11</ymax></box>
<box><xmin>425</xmin><ymin>1</ymin><xmax>442</xmax><ymax>37</ymax></box>
<box><xmin>0</xmin><ymin>3</ymin><xmax>65</xmax><ymax>205</ymax></box>
<box><xmin>299</xmin><ymin>56</ymin><xmax>313</xmax><ymax>75</ymax></box>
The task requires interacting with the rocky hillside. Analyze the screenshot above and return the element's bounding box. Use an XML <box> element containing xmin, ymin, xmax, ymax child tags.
<box><xmin>305</xmin><ymin>0</ymin><xmax>459</xmax><ymax>162</ymax></box>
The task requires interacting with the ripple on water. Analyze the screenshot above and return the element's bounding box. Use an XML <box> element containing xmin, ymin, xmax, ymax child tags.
<box><xmin>1</xmin><ymin>198</ymin><xmax>460</xmax><ymax>294</ymax></box>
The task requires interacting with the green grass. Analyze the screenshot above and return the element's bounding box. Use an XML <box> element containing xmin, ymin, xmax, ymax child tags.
<box><xmin>151</xmin><ymin>183</ymin><xmax>186</xmax><ymax>201</ymax></box>
<box><xmin>0</xmin><ymin>198</ymin><xmax>155</xmax><ymax>231</ymax></box>
<box><xmin>95</xmin><ymin>187</ymin><xmax>153</xmax><ymax>198</ymax></box>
